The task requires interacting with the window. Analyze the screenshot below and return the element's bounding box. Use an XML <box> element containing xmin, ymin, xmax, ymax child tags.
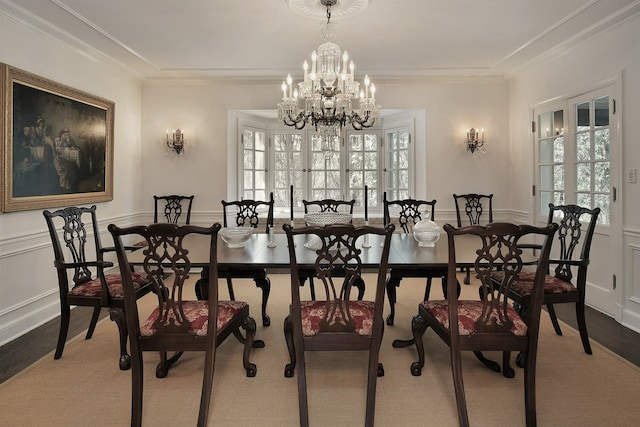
<box><xmin>239</xmin><ymin>119</ymin><xmax>413</xmax><ymax>213</ymax></box>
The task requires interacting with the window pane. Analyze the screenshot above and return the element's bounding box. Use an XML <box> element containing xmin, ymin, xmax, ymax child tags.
<box><xmin>554</xmin><ymin>165</ymin><xmax>564</xmax><ymax>190</ymax></box>
<box><xmin>594</xmin><ymin>194</ymin><xmax>610</xmax><ymax>225</ymax></box>
<box><xmin>576</xmin><ymin>132</ymin><xmax>591</xmax><ymax>161</ymax></box>
<box><xmin>350</xmin><ymin>134</ymin><xmax>363</xmax><ymax>150</ymax></box>
<box><xmin>255</xmin><ymin>171</ymin><xmax>265</xmax><ymax>190</ymax></box>
<box><xmin>553</xmin><ymin>137</ymin><xmax>564</xmax><ymax>162</ymax></box>
<box><xmin>364</xmin><ymin>134</ymin><xmax>377</xmax><ymax>150</ymax></box>
<box><xmin>594</xmin><ymin>162</ymin><xmax>610</xmax><ymax>191</ymax></box>
<box><xmin>243</xmin><ymin>130</ymin><xmax>254</xmax><ymax>149</ymax></box>
<box><xmin>594</xmin><ymin>96</ymin><xmax>609</xmax><ymax>127</ymax></box>
<box><xmin>540</xmin><ymin>165</ymin><xmax>553</xmax><ymax>190</ymax></box>
<box><xmin>275</xmin><ymin>171</ymin><xmax>287</xmax><ymax>187</ymax></box>
<box><xmin>311</xmin><ymin>171</ymin><xmax>325</xmax><ymax>188</ymax></box>
<box><xmin>540</xmin><ymin>191</ymin><xmax>552</xmax><ymax>214</ymax></box>
<box><xmin>539</xmin><ymin>138</ymin><xmax>552</xmax><ymax>163</ymax></box>
<box><xmin>554</xmin><ymin>191</ymin><xmax>565</xmax><ymax>205</ymax></box>
<box><xmin>539</xmin><ymin>112</ymin><xmax>552</xmax><ymax>138</ymax></box>
<box><xmin>577</xmin><ymin>163</ymin><xmax>591</xmax><ymax>191</ymax></box>
<box><xmin>594</xmin><ymin>129</ymin><xmax>609</xmax><ymax>160</ymax></box>
<box><xmin>244</xmin><ymin>150</ymin><xmax>254</xmax><ymax>168</ymax></box>
<box><xmin>350</xmin><ymin>171</ymin><xmax>363</xmax><ymax>188</ymax></box>
<box><xmin>244</xmin><ymin>171</ymin><xmax>253</xmax><ymax>188</ymax></box>
<box><xmin>255</xmin><ymin>132</ymin><xmax>265</xmax><ymax>150</ymax></box>
<box><xmin>327</xmin><ymin>171</ymin><xmax>340</xmax><ymax>188</ymax></box>
<box><xmin>255</xmin><ymin>151</ymin><xmax>265</xmax><ymax>170</ymax></box>
<box><xmin>577</xmin><ymin>192</ymin><xmax>591</xmax><ymax>208</ymax></box>
<box><xmin>350</xmin><ymin>152</ymin><xmax>363</xmax><ymax>169</ymax></box>
<box><xmin>576</xmin><ymin>101</ymin><xmax>590</xmax><ymax>130</ymax></box>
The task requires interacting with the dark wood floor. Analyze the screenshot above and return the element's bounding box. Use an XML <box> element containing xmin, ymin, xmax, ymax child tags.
<box><xmin>1</xmin><ymin>302</ymin><xmax>639</xmax><ymax>384</ymax></box>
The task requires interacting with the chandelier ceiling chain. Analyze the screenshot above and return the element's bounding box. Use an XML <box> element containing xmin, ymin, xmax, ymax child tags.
<box><xmin>277</xmin><ymin>0</ymin><xmax>381</xmax><ymax>138</ymax></box>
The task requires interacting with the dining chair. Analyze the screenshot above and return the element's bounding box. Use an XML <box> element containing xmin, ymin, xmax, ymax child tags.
<box><xmin>383</xmin><ymin>192</ymin><xmax>447</xmax><ymax>325</ymax></box>
<box><xmin>403</xmin><ymin>222</ymin><xmax>557</xmax><ymax>427</ymax></box>
<box><xmin>197</xmin><ymin>193</ymin><xmax>274</xmax><ymax>326</ymax></box>
<box><xmin>153</xmin><ymin>194</ymin><xmax>194</xmax><ymax>224</ymax></box>
<box><xmin>282</xmin><ymin>222</ymin><xmax>395</xmax><ymax>427</ymax></box>
<box><xmin>300</xmin><ymin>198</ymin><xmax>357</xmax><ymax>300</ymax></box>
<box><xmin>43</xmin><ymin>205</ymin><xmax>154</xmax><ymax>370</ymax></box>
<box><xmin>453</xmin><ymin>193</ymin><xmax>494</xmax><ymax>284</ymax></box>
<box><xmin>490</xmin><ymin>203</ymin><xmax>600</xmax><ymax>359</ymax></box>
<box><xmin>108</xmin><ymin>222</ymin><xmax>260</xmax><ymax>427</ymax></box>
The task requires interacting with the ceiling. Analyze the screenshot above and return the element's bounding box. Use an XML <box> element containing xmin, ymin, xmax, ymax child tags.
<box><xmin>2</xmin><ymin>0</ymin><xmax>639</xmax><ymax>80</ymax></box>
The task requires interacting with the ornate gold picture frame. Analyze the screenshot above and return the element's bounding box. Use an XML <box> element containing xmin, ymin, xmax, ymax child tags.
<box><xmin>1</xmin><ymin>64</ymin><xmax>114</xmax><ymax>212</ymax></box>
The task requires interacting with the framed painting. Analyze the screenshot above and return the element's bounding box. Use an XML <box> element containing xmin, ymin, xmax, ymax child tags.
<box><xmin>1</xmin><ymin>64</ymin><xmax>114</xmax><ymax>212</ymax></box>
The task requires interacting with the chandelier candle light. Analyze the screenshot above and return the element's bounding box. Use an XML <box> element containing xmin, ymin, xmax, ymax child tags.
<box><xmin>278</xmin><ymin>0</ymin><xmax>380</xmax><ymax>147</ymax></box>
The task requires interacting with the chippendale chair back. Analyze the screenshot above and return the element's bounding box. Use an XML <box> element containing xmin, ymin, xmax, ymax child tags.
<box><xmin>153</xmin><ymin>194</ymin><xmax>194</xmax><ymax>225</ymax></box>
<box><xmin>453</xmin><ymin>193</ymin><xmax>494</xmax><ymax>226</ymax></box>
<box><xmin>283</xmin><ymin>223</ymin><xmax>394</xmax><ymax>427</ymax></box>
<box><xmin>383</xmin><ymin>192</ymin><xmax>436</xmax><ymax>233</ymax></box>
<box><xmin>302</xmin><ymin>198</ymin><xmax>355</xmax><ymax>215</ymax></box>
<box><xmin>222</xmin><ymin>192</ymin><xmax>274</xmax><ymax>234</ymax></box>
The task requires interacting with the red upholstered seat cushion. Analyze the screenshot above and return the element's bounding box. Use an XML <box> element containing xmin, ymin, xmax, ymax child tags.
<box><xmin>140</xmin><ymin>300</ymin><xmax>247</xmax><ymax>337</ymax></box>
<box><xmin>422</xmin><ymin>300</ymin><xmax>528</xmax><ymax>336</ymax></box>
<box><xmin>68</xmin><ymin>273</ymin><xmax>149</xmax><ymax>298</ymax></box>
<box><xmin>490</xmin><ymin>271</ymin><xmax>577</xmax><ymax>296</ymax></box>
<box><xmin>299</xmin><ymin>300</ymin><xmax>375</xmax><ymax>337</ymax></box>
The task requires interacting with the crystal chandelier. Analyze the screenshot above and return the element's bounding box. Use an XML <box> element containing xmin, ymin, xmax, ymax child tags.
<box><xmin>277</xmin><ymin>0</ymin><xmax>380</xmax><ymax>140</ymax></box>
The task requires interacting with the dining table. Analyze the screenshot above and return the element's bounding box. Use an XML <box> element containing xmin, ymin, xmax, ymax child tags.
<box><xmin>127</xmin><ymin>230</ymin><xmax>493</xmax><ymax>325</ymax></box>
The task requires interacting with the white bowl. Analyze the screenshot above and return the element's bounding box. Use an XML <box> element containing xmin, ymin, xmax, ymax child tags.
<box><xmin>304</xmin><ymin>212</ymin><xmax>352</xmax><ymax>226</ymax></box>
<box><xmin>220</xmin><ymin>227</ymin><xmax>253</xmax><ymax>248</ymax></box>
<box><xmin>413</xmin><ymin>219</ymin><xmax>441</xmax><ymax>247</ymax></box>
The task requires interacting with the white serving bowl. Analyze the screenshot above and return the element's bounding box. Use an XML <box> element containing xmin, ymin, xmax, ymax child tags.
<box><xmin>413</xmin><ymin>219</ymin><xmax>441</xmax><ymax>247</ymax></box>
<box><xmin>220</xmin><ymin>227</ymin><xmax>253</xmax><ymax>248</ymax></box>
<box><xmin>304</xmin><ymin>212</ymin><xmax>352</xmax><ymax>226</ymax></box>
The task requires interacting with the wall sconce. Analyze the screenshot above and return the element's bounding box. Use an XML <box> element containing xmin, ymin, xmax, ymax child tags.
<box><xmin>465</xmin><ymin>128</ymin><xmax>485</xmax><ymax>154</ymax></box>
<box><xmin>166</xmin><ymin>129</ymin><xmax>185</xmax><ymax>154</ymax></box>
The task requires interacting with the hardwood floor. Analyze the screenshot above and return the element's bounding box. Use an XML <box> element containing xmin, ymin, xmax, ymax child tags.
<box><xmin>1</xmin><ymin>303</ymin><xmax>639</xmax><ymax>385</ymax></box>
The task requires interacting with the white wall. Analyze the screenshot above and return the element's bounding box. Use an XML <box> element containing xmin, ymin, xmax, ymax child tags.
<box><xmin>0</xmin><ymin>13</ymin><xmax>143</xmax><ymax>345</ymax></box>
<box><xmin>508</xmin><ymin>15</ymin><xmax>640</xmax><ymax>329</ymax></box>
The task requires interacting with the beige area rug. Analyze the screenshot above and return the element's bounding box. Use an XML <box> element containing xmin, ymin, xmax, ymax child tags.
<box><xmin>2</xmin><ymin>273</ymin><xmax>640</xmax><ymax>426</ymax></box>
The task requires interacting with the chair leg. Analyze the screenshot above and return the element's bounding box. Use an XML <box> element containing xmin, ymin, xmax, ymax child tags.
<box><xmin>241</xmin><ymin>316</ymin><xmax>258</xmax><ymax>377</ymax></box>
<box><xmin>254</xmin><ymin>276</ymin><xmax>271</xmax><ymax>327</ymax></box>
<box><xmin>109</xmin><ymin>307</ymin><xmax>131</xmax><ymax>370</ymax></box>
<box><xmin>502</xmin><ymin>351</ymin><xmax>514</xmax><ymax>378</ymax></box>
<box><xmin>284</xmin><ymin>315</ymin><xmax>296</xmax><ymax>378</ymax></box>
<box><xmin>365</xmin><ymin>351</ymin><xmax>381</xmax><ymax>427</ymax></box>
<box><xmin>54</xmin><ymin>304</ymin><xmax>71</xmax><ymax>360</ymax></box>
<box><xmin>523</xmin><ymin>348</ymin><xmax>538</xmax><ymax>427</ymax></box>
<box><xmin>423</xmin><ymin>277</ymin><xmax>433</xmax><ymax>301</ymax></box>
<box><xmin>197</xmin><ymin>345</ymin><xmax>216</xmax><ymax>427</ymax></box>
<box><xmin>355</xmin><ymin>276</ymin><xmax>365</xmax><ymax>300</ymax></box>
<box><xmin>85</xmin><ymin>306</ymin><xmax>101</xmax><ymax>339</ymax></box>
<box><xmin>575</xmin><ymin>300</ymin><xmax>593</xmax><ymax>354</ymax></box>
<box><xmin>130</xmin><ymin>347</ymin><xmax>144</xmax><ymax>427</ymax></box>
<box><xmin>546</xmin><ymin>303</ymin><xmax>563</xmax><ymax>336</ymax></box>
<box><xmin>309</xmin><ymin>277</ymin><xmax>316</xmax><ymax>301</ymax></box>
<box><xmin>464</xmin><ymin>266</ymin><xmax>470</xmax><ymax>285</ymax></box>
<box><xmin>410</xmin><ymin>314</ymin><xmax>428</xmax><ymax>376</ymax></box>
<box><xmin>226</xmin><ymin>277</ymin><xmax>235</xmax><ymax>300</ymax></box>
<box><xmin>385</xmin><ymin>276</ymin><xmax>401</xmax><ymax>326</ymax></box>
<box><xmin>296</xmin><ymin>342</ymin><xmax>310</xmax><ymax>427</ymax></box>
<box><xmin>450</xmin><ymin>347</ymin><xmax>470</xmax><ymax>427</ymax></box>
